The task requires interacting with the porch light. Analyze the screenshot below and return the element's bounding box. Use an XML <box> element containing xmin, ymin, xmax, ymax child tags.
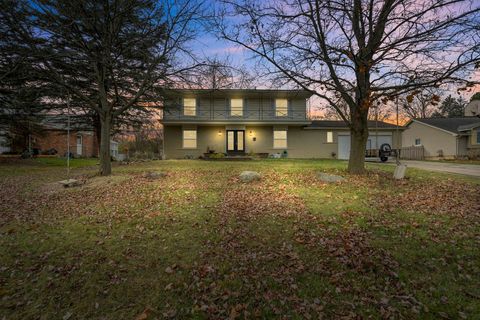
<box><xmin>218</xmin><ymin>130</ymin><xmax>222</xmax><ymax>136</ymax></box>
<box><xmin>249</xmin><ymin>130</ymin><xmax>254</xmax><ymax>137</ymax></box>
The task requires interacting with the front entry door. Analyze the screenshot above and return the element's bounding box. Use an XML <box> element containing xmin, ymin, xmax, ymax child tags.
<box><xmin>226</xmin><ymin>130</ymin><xmax>245</xmax><ymax>154</ymax></box>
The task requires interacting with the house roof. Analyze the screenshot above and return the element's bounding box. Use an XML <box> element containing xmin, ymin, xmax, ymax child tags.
<box><xmin>457</xmin><ymin>121</ymin><xmax>480</xmax><ymax>132</ymax></box>
<box><xmin>409</xmin><ymin>117</ymin><xmax>480</xmax><ymax>134</ymax></box>
<box><xmin>306</xmin><ymin>120</ymin><xmax>402</xmax><ymax>129</ymax></box>
<box><xmin>164</xmin><ymin>88</ymin><xmax>313</xmax><ymax>99</ymax></box>
<box><xmin>41</xmin><ymin>115</ymin><xmax>94</xmax><ymax>131</ymax></box>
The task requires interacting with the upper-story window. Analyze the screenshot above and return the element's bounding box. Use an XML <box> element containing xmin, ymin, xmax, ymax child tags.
<box><xmin>275</xmin><ymin>99</ymin><xmax>288</xmax><ymax>117</ymax></box>
<box><xmin>183</xmin><ymin>98</ymin><xmax>196</xmax><ymax>116</ymax></box>
<box><xmin>230</xmin><ymin>98</ymin><xmax>243</xmax><ymax>116</ymax></box>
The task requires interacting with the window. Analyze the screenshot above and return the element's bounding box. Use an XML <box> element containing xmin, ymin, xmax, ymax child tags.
<box><xmin>327</xmin><ymin>131</ymin><xmax>333</xmax><ymax>143</ymax></box>
<box><xmin>415</xmin><ymin>138</ymin><xmax>421</xmax><ymax>146</ymax></box>
<box><xmin>477</xmin><ymin>130</ymin><xmax>480</xmax><ymax>144</ymax></box>
<box><xmin>273</xmin><ymin>130</ymin><xmax>287</xmax><ymax>149</ymax></box>
<box><xmin>183</xmin><ymin>98</ymin><xmax>196</xmax><ymax>116</ymax></box>
<box><xmin>76</xmin><ymin>134</ymin><xmax>83</xmax><ymax>146</ymax></box>
<box><xmin>76</xmin><ymin>134</ymin><xmax>83</xmax><ymax>156</ymax></box>
<box><xmin>275</xmin><ymin>99</ymin><xmax>288</xmax><ymax>117</ymax></box>
<box><xmin>230</xmin><ymin>98</ymin><xmax>243</xmax><ymax>116</ymax></box>
<box><xmin>183</xmin><ymin>129</ymin><xmax>197</xmax><ymax>148</ymax></box>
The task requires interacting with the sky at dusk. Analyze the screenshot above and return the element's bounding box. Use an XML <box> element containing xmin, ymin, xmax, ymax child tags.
<box><xmin>185</xmin><ymin>1</ymin><xmax>479</xmax><ymax>119</ymax></box>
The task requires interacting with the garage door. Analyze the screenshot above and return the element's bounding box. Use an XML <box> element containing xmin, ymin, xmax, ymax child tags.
<box><xmin>337</xmin><ymin>134</ymin><xmax>392</xmax><ymax>160</ymax></box>
<box><xmin>338</xmin><ymin>135</ymin><xmax>350</xmax><ymax>160</ymax></box>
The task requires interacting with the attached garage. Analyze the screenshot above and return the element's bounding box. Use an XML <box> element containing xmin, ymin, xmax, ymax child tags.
<box><xmin>337</xmin><ymin>133</ymin><xmax>393</xmax><ymax>160</ymax></box>
<box><xmin>301</xmin><ymin>120</ymin><xmax>402</xmax><ymax>160</ymax></box>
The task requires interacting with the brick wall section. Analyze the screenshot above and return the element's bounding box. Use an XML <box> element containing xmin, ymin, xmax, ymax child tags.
<box><xmin>34</xmin><ymin>130</ymin><xmax>98</xmax><ymax>157</ymax></box>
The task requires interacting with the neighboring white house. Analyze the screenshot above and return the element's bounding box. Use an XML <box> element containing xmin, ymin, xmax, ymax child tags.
<box><xmin>402</xmin><ymin>117</ymin><xmax>480</xmax><ymax>159</ymax></box>
<box><xmin>465</xmin><ymin>100</ymin><xmax>480</xmax><ymax>116</ymax></box>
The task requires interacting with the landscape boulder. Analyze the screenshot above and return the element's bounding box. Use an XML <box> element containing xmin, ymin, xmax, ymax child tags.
<box><xmin>239</xmin><ymin>171</ymin><xmax>261</xmax><ymax>182</ymax></box>
<box><xmin>143</xmin><ymin>171</ymin><xmax>167</xmax><ymax>180</ymax></box>
<box><xmin>317</xmin><ymin>172</ymin><xmax>345</xmax><ymax>183</ymax></box>
<box><xmin>58</xmin><ymin>179</ymin><xmax>82</xmax><ymax>188</ymax></box>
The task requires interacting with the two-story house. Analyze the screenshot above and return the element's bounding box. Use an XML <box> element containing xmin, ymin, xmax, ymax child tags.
<box><xmin>162</xmin><ymin>89</ymin><xmax>402</xmax><ymax>159</ymax></box>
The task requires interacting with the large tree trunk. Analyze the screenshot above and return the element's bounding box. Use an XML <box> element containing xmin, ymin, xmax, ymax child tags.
<box><xmin>348</xmin><ymin>105</ymin><xmax>369</xmax><ymax>174</ymax></box>
<box><xmin>99</xmin><ymin>115</ymin><xmax>112</xmax><ymax>176</ymax></box>
<box><xmin>348</xmin><ymin>125</ymin><xmax>369</xmax><ymax>174</ymax></box>
<box><xmin>349</xmin><ymin>59</ymin><xmax>371</xmax><ymax>174</ymax></box>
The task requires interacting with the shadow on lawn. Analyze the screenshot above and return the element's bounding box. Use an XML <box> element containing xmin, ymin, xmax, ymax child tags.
<box><xmin>1</xmin><ymin>163</ymin><xmax>479</xmax><ymax>319</ymax></box>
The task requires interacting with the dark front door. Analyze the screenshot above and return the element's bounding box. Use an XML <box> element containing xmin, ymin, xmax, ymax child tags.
<box><xmin>226</xmin><ymin>130</ymin><xmax>245</xmax><ymax>154</ymax></box>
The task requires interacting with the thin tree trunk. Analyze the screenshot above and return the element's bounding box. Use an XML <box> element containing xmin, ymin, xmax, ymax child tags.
<box><xmin>99</xmin><ymin>115</ymin><xmax>112</xmax><ymax>175</ymax></box>
<box><xmin>93</xmin><ymin>114</ymin><xmax>102</xmax><ymax>156</ymax></box>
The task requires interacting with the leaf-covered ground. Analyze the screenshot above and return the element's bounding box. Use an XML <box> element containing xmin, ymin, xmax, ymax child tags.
<box><xmin>0</xmin><ymin>159</ymin><xmax>479</xmax><ymax>319</ymax></box>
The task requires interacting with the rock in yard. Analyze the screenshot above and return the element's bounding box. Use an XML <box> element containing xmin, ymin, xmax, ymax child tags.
<box><xmin>317</xmin><ymin>172</ymin><xmax>345</xmax><ymax>183</ymax></box>
<box><xmin>143</xmin><ymin>171</ymin><xmax>167</xmax><ymax>180</ymax></box>
<box><xmin>393</xmin><ymin>164</ymin><xmax>407</xmax><ymax>180</ymax></box>
<box><xmin>58</xmin><ymin>179</ymin><xmax>82</xmax><ymax>188</ymax></box>
<box><xmin>239</xmin><ymin>171</ymin><xmax>261</xmax><ymax>182</ymax></box>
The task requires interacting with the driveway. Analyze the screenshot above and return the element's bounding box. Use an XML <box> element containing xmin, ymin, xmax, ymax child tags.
<box><xmin>383</xmin><ymin>160</ymin><xmax>480</xmax><ymax>177</ymax></box>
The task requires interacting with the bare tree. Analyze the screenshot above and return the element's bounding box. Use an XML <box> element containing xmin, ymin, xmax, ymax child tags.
<box><xmin>212</xmin><ymin>0</ymin><xmax>480</xmax><ymax>173</ymax></box>
<box><xmin>186</xmin><ymin>56</ymin><xmax>255</xmax><ymax>89</ymax></box>
<box><xmin>400</xmin><ymin>88</ymin><xmax>442</xmax><ymax>119</ymax></box>
<box><xmin>5</xmin><ymin>0</ymin><xmax>202</xmax><ymax>175</ymax></box>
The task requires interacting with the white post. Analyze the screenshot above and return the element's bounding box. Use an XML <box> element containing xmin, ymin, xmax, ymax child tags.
<box><xmin>396</xmin><ymin>96</ymin><xmax>400</xmax><ymax>165</ymax></box>
<box><xmin>28</xmin><ymin>120</ymin><xmax>32</xmax><ymax>156</ymax></box>
<box><xmin>375</xmin><ymin>104</ymin><xmax>378</xmax><ymax>158</ymax></box>
<box><xmin>67</xmin><ymin>95</ymin><xmax>71</xmax><ymax>178</ymax></box>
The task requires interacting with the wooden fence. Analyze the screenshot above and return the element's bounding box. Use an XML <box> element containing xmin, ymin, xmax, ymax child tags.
<box><xmin>400</xmin><ymin>146</ymin><xmax>425</xmax><ymax>160</ymax></box>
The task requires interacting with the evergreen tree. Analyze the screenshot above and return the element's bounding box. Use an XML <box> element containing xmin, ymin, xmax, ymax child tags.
<box><xmin>4</xmin><ymin>0</ymin><xmax>201</xmax><ymax>175</ymax></box>
<box><xmin>434</xmin><ymin>95</ymin><xmax>467</xmax><ymax>118</ymax></box>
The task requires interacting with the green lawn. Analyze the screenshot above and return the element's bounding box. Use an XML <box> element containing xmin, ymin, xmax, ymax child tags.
<box><xmin>0</xmin><ymin>159</ymin><xmax>479</xmax><ymax>319</ymax></box>
<box><xmin>34</xmin><ymin>157</ymin><xmax>99</xmax><ymax>168</ymax></box>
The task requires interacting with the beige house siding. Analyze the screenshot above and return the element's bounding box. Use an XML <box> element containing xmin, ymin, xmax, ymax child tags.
<box><xmin>467</xmin><ymin>128</ymin><xmax>480</xmax><ymax>148</ymax></box>
<box><xmin>402</xmin><ymin>121</ymin><xmax>458</xmax><ymax>158</ymax></box>
<box><xmin>164</xmin><ymin>125</ymin><xmax>401</xmax><ymax>159</ymax></box>
<box><xmin>457</xmin><ymin>136</ymin><xmax>469</xmax><ymax>157</ymax></box>
<box><xmin>163</xmin><ymin>95</ymin><xmax>307</xmax><ymax>122</ymax></box>
<box><xmin>164</xmin><ymin>125</ymin><xmax>295</xmax><ymax>158</ymax></box>
<box><xmin>466</xmin><ymin>128</ymin><xmax>480</xmax><ymax>158</ymax></box>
